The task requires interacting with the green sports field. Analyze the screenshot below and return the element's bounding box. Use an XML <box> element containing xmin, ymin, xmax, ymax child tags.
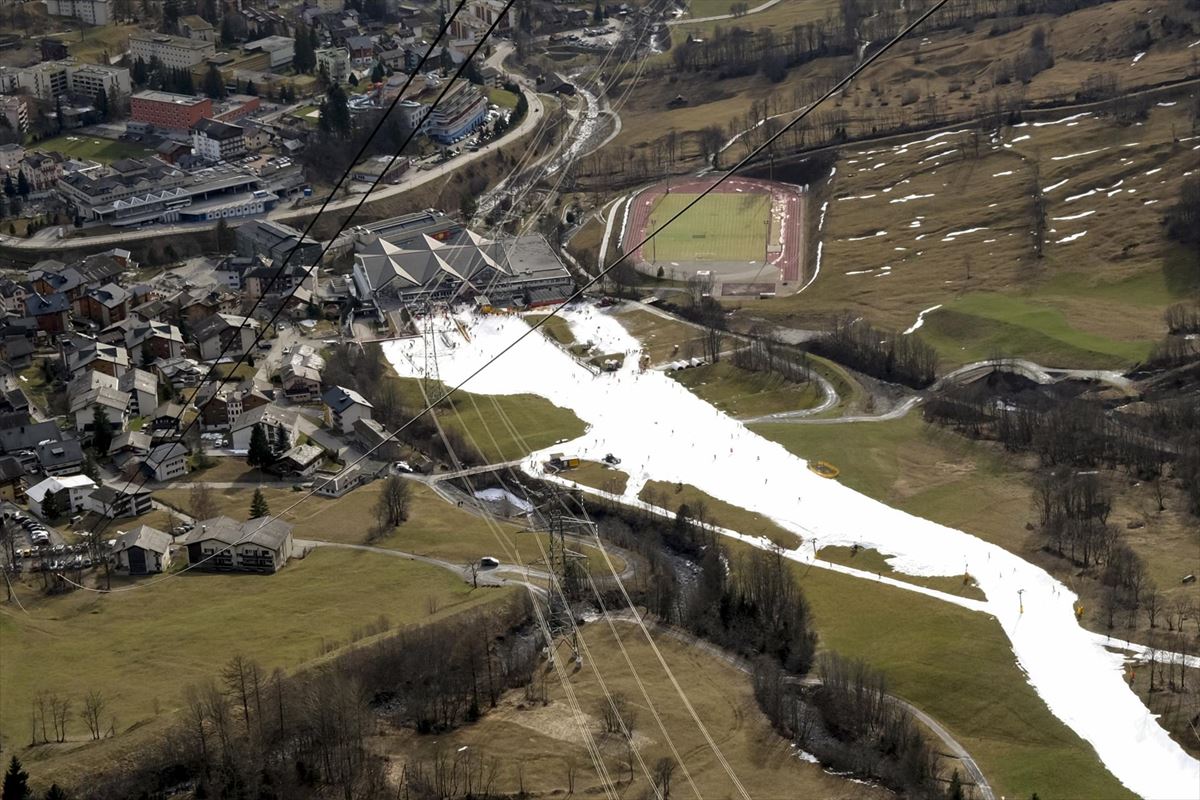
<box><xmin>645</xmin><ymin>191</ymin><xmax>771</xmax><ymax>263</ymax></box>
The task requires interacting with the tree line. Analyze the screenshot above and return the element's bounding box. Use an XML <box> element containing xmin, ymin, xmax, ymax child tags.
<box><xmin>922</xmin><ymin>381</ymin><xmax>1199</xmax><ymax>516</ymax></box>
<box><xmin>753</xmin><ymin>652</ymin><xmax>958</xmax><ymax>799</ymax></box>
<box><xmin>809</xmin><ymin>315</ymin><xmax>938</xmax><ymax>388</ymax></box>
<box><xmin>83</xmin><ymin>594</ymin><xmax>535</xmax><ymax>799</ymax></box>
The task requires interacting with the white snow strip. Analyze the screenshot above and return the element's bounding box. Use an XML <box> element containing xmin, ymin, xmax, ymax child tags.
<box><xmin>383</xmin><ymin>309</ymin><xmax>1200</xmax><ymax>800</ymax></box>
<box><xmin>888</xmin><ymin>193</ymin><xmax>935</xmax><ymax>204</ymax></box>
<box><xmin>838</xmin><ymin>194</ymin><xmax>877</xmax><ymax>201</ymax></box>
<box><xmin>1065</xmin><ymin>188</ymin><xmax>1098</xmax><ymax>203</ymax></box>
<box><xmin>1011</xmin><ymin>134</ymin><xmax>1031</xmax><ymax>143</ymax></box>
<box><xmin>1191</xmin><ymin>40</ymin><xmax>1200</xmax><ymax>48</ymax></box>
<box><xmin>1052</xmin><ymin>210</ymin><xmax>1095</xmax><ymax>221</ymax></box>
<box><xmin>1032</xmin><ymin>112</ymin><xmax>1092</xmax><ymax>127</ymax></box>
<box><xmin>992</xmin><ymin>170</ymin><xmax>1014</xmax><ymax>177</ymax></box>
<box><xmin>902</xmin><ymin>304</ymin><xmax>942</xmax><ymax>334</ymax></box>
<box><xmin>1044</xmin><ymin>178</ymin><xmax>1070</xmax><ymax>192</ymax></box>
<box><xmin>1156</xmin><ymin>101</ymin><xmax>1177</xmax><ymax>107</ymax></box>
<box><xmin>1056</xmin><ymin>231</ymin><xmax>1088</xmax><ymax>244</ymax></box>
<box><xmin>1131</xmin><ymin>51</ymin><xmax>1145</xmax><ymax>64</ymax></box>
<box><xmin>942</xmin><ymin>226</ymin><xmax>988</xmax><ymax>242</ymax></box>
<box><xmin>921</xmin><ymin>149</ymin><xmax>957</xmax><ymax>163</ymax></box>
<box><xmin>844</xmin><ymin>269</ymin><xmax>874</xmax><ymax>275</ymax></box>
<box><xmin>847</xmin><ymin>231</ymin><xmax>887</xmax><ymax>241</ymax></box>
<box><xmin>473</xmin><ymin>488</ymin><xmax>534</xmax><ymax>512</ymax></box>
<box><xmin>1143</xmin><ymin>199</ymin><xmax>1159</xmax><ymax>205</ymax></box>
<box><xmin>1144</xmin><ymin>168</ymin><xmax>1162</xmax><ymax>176</ymax></box>
<box><xmin>1051</xmin><ymin>147</ymin><xmax>1109</xmax><ymax>161</ymax></box>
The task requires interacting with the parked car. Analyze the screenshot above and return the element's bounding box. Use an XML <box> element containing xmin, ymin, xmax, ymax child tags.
<box><xmin>480</xmin><ymin>556</ymin><xmax>500</xmax><ymax>569</ymax></box>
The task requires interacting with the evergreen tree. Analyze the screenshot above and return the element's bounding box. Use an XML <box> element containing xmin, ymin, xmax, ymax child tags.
<box><xmin>247</xmin><ymin>423</ymin><xmax>272</xmax><ymax>467</ymax></box>
<box><xmin>16</xmin><ymin>171</ymin><xmax>29</xmax><ymax>197</ymax></box>
<box><xmin>94</xmin><ymin>87</ymin><xmax>110</xmax><ymax>121</ymax></box>
<box><xmin>55</xmin><ymin>94</ymin><xmax>65</xmax><ymax>133</ymax></box>
<box><xmin>321</xmin><ymin>84</ymin><xmax>351</xmax><ymax>135</ymax></box>
<box><xmin>215</xmin><ymin>217</ymin><xmax>235</xmax><ymax>251</ymax></box>
<box><xmin>41</xmin><ymin>489</ymin><xmax>63</xmax><ymax>520</ymax></box>
<box><xmin>92</xmin><ymin>406</ymin><xmax>114</xmax><ymax>455</ymax></box>
<box><xmin>2</xmin><ymin>756</ymin><xmax>31</xmax><ymax>800</ymax></box>
<box><xmin>592</xmin><ymin>0</ymin><xmax>604</xmax><ymax>24</ymax></box>
<box><xmin>131</xmin><ymin>56</ymin><xmax>148</xmax><ymax>85</ymax></box>
<box><xmin>203</xmin><ymin>63</ymin><xmax>226</xmax><ymax>99</ymax></box>
<box><xmin>244</xmin><ymin>79</ymin><xmax>257</xmax><ymax>96</ymax></box>
<box><xmin>273</xmin><ymin>424</ymin><xmax>289</xmax><ymax>454</ymax></box>
<box><xmin>293</xmin><ymin>23</ymin><xmax>316</xmax><ymax>74</ymax></box>
<box><xmin>249</xmin><ymin>487</ymin><xmax>270</xmax><ymax>518</ymax></box>
<box><xmin>3</xmin><ymin>174</ymin><xmax>13</xmax><ymax>197</ymax></box>
<box><xmin>45</xmin><ymin>784</ymin><xmax>69</xmax><ymax>800</ymax></box>
<box><xmin>371</xmin><ymin>61</ymin><xmax>385</xmax><ymax>83</ymax></box>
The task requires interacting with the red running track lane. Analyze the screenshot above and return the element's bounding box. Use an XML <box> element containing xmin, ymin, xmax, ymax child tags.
<box><xmin>622</xmin><ymin>177</ymin><xmax>803</xmax><ymax>285</ymax></box>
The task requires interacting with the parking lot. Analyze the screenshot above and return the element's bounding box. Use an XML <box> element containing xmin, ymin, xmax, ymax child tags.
<box><xmin>2</xmin><ymin>503</ymin><xmax>95</xmax><ymax>576</ymax></box>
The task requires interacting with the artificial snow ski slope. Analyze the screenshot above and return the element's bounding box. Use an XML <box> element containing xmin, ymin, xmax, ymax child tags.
<box><xmin>384</xmin><ymin>305</ymin><xmax>1200</xmax><ymax>800</ymax></box>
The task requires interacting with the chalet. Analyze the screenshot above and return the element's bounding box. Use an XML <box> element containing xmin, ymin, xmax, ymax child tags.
<box><xmin>118</xmin><ymin>369</ymin><xmax>159</xmax><ymax>416</ymax></box>
<box><xmin>0</xmin><ymin>336</ymin><xmax>34</xmax><ymax>370</ymax></box>
<box><xmin>182</xmin><ymin>515</ymin><xmax>295</xmax><ymax>573</ymax></box>
<box><xmin>63</xmin><ymin>337</ymin><xmax>131</xmax><ymax>377</ymax></box>
<box><xmin>77</xmin><ymin>283</ymin><xmax>131</xmax><ymax>326</ymax></box>
<box><xmin>85</xmin><ymin>484</ymin><xmax>153</xmax><ymax>518</ymax></box>
<box><xmin>314</xmin><ymin>464</ymin><xmax>372</xmax><ymax>497</ymax></box>
<box><xmin>35</xmin><ymin>438</ymin><xmax>85</xmax><ymax>476</ymax></box>
<box><xmin>193</xmin><ymin>313</ymin><xmax>259</xmax><ymax>360</ymax></box>
<box><xmin>148</xmin><ymin>401</ymin><xmax>184</xmax><ymax>436</ymax></box>
<box><xmin>0</xmin><ymin>278</ymin><xmax>28</xmax><ymax>314</ymax></box>
<box><xmin>107</xmin><ymin>429</ymin><xmax>152</xmax><ymax>457</ymax></box>
<box><xmin>352</xmin><ymin>417</ymin><xmax>400</xmax><ymax>461</ymax></box>
<box><xmin>274</xmin><ymin>443</ymin><xmax>323</xmax><ymax>476</ymax></box>
<box><xmin>23</xmin><ymin>292</ymin><xmax>71</xmax><ymax>335</ymax></box>
<box><xmin>321</xmin><ymin>385</ymin><xmax>373</xmax><ymax>434</ymax></box>
<box><xmin>123</xmin><ymin>319</ymin><xmax>184</xmax><ymax>362</ymax></box>
<box><xmin>26</xmin><ymin>473</ymin><xmax>97</xmax><ymax>517</ymax></box>
<box><xmin>70</xmin><ymin>385</ymin><xmax>130</xmax><ymax>433</ymax></box>
<box><xmin>145</xmin><ymin>442</ymin><xmax>188</xmax><ymax>482</ymax></box>
<box><xmin>112</xmin><ymin>525</ymin><xmax>173</xmax><ymax>574</ymax></box>
<box><xmin>230</xmin><ymin>404</ymin><xmax>296</xmax><ymax>451</ymax></box>
<box><xmin>198</xmin><ymin>383</ymin><xmax>269</xmax><ymax>430</ymax></box>
<box><xmin>153</xmin><ymin>356</ymin><xmax>204</xmax><ymax>386</ymax></box>
<box><xmin>0</xmin><ymin>456</ymin><xmax>26</xmax><ymax>502</ymax></box>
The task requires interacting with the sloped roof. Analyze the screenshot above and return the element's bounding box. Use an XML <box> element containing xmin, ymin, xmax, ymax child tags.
<box><xmin>184</xmin><ymin>515</ymin><xmax>293</xmax><ymax>551</ymax></box>
<box><xmin>321</xmin><ymin>385</ymin><xmax>372</xmax><ymax>413</ymax></box>
<box><xmin>355</xmin><ymin>229</ymin><xmax>510</xmax><ymax>295</ymax></box>
<box><xmin>114</xmin><ymin>525</ymin><xmax>172</xmax><ymax>555</ymax></box>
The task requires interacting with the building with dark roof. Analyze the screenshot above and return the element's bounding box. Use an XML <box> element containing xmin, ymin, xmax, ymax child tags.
<box><xmin>192</xmin><ymin>117</ymin><xmax>247</xmax><ymax>162</ymax></box>
<box><xmin>182</xmin><ymin>515</ymin><xmax>294</xmax><ymax>572</ymax></box>
<box><xmin>112</xmin><ymin>525</ymin><xmax>173</xmax><ymax>574</ymax></box>
<box><xmin>235</xmin><ymin>219</ymin><xmax>323</xmax><ymax>266</ymax></box>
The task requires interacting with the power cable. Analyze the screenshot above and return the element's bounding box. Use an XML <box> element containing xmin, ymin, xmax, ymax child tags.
<box><xmin>63</xmin><ymin>0</ymin><xmax>951</xmax><ymax>601</ymax></box>
<box><xmin>70</xmin><ymin>0</ymin><xmax>523</xmax><ymax>569</ymax></box>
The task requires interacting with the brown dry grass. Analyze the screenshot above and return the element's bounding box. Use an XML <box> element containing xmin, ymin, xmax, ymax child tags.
<box><xmin>373</xmin><ymin>620</ymin><xmax>891</xmax><ymax>799</ymax></box>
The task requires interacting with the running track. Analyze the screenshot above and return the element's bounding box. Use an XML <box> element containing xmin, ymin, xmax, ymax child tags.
<box><xmin>623</xmin><ymin>177</ymin><xmax>804</xmax><ymax>285</ymax></box>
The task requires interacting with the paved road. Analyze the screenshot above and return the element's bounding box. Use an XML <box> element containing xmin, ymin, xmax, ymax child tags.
<box><xmin>602</xmin><ymin>611</ymin><xmax>996</xmax><ymax>800</ymax></box>
<box><xmin>296</xmin><ymin>537</ymin><xmax>550</xmax><ymax>592</ymax></box>
<box><xmin>0</xmin><ymin>86</ymin><xmax>546</xmax><ymax>252</ymax></box>
<box><xmin>664</xmin><ymin>0</ymin><xmax>785</xmax><ymax>26</ymax></box>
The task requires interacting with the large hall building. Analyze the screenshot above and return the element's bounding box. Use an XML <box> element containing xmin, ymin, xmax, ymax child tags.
<box><xmin>349</xmin><ymin>211</ymin><xmax>574</xmax><ymax>312</ymax></box>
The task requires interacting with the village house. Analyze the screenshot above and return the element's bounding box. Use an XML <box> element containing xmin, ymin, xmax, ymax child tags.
<box><xmin>274</xmin><ymin>443</ymin><xmax>323</xmax><ymax>476</ymax></box>
<box><xmin>182</xmin><ymin>515</ymin><xmax>295</xmax><ymax>573</ymax></box>
<box><xmin>70</xmin><ymin>385</ymin><xmax>130</xmax><ymax>433</ymax></box>
<box><xmin>231</xmin><ymin>403</ymin><xmax>297</xmax><ymax>451</ymax></box>
<box><xmin>119</xmin><ymin>369</ymin><xmax>159</xmax><ymax>416</ymax></box>
<box><xmin>111</xmin><ymin>525</ymin><xmax>173</xmax><ymax>574</ymax></box>
<box><xmin>26</xmin><ymin>473</ymin><xmax>97</xmax><ymax>517</ymax></box>
<box><xmin>193</xmin><ymin>313</ymin><xmax>260</xmax><ymax>360</ymax></box>
<box><xmin>321</xmin><ymin>385</ymin><xmax>373</xmax><ymax>434</ymax></box>
<box><xmin>77</xmin><ymin>283</ymin><xmax>132</xmax><ymax>327</ymax></box>
<box><xmin>0</xmin><ymin>456</ymin><xmax>26</xmax><ymax>502</ymax></box>
<box><xmin>144</xmin><ymin>442</ymin><xmax>188</xmax><ymax>482</ymax></box>
<box><xmin>23</xmin><ymin>292</ymin><xmax>71</xmax><ymax>335</ymax></box>
<box><xmin>84</xmin><ymin>484</ymin><xmax>153</xmax><ymax>518</ymax></box>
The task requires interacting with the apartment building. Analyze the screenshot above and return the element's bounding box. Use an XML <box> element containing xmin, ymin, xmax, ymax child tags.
<box><xmin>45</xmin><ymin>0</ymin><xmax>112</xmax><ymax>25</ymax></box>
<box><xmin>0</xmin><ymin>61</ymin><xmax>130</xmax><ymax>102</ymax></box>
<box><xmin>0</xmin><ymin>96</ymin><xmax>27</xmax><ymax>133</ymax></box>
<box><xmin>192</xmin><ymin>117</ymin><xmax>246</xmax><ymax>162</ymax></box>
<box><xmin>130</xmin><ymin>90</ymin><xmax>213</xmax><ymax>131</ymax></box>
<box><xmin>129</xmin><ymin>32</ymin><xmax>216</xmax><ymax>70</ymax></box>
<box><xmin>421</xmin><ymin>80</ymin><xmax>488</xmax><ymax>144</ymax></box>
